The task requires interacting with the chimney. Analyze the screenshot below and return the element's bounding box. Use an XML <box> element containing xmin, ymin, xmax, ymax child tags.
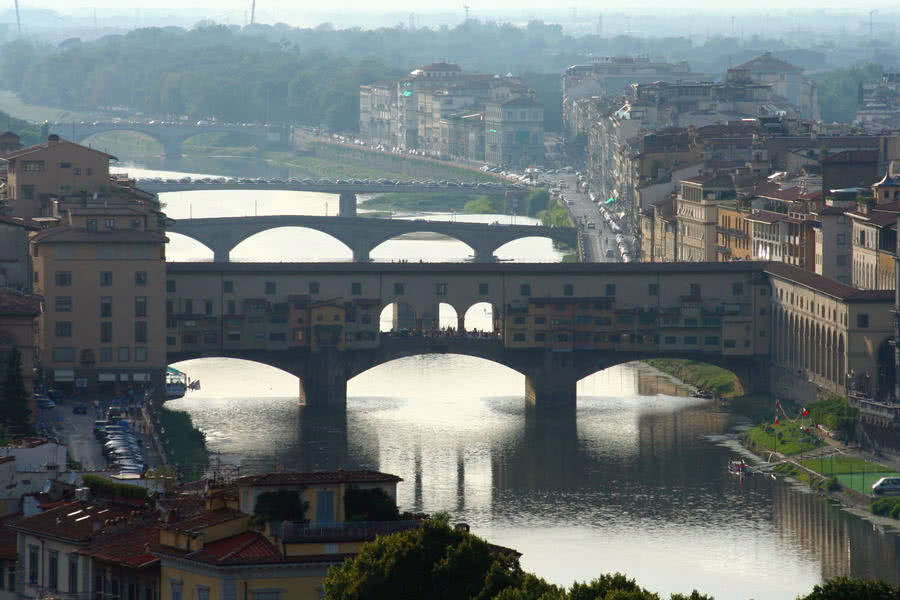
<box><xmin>47</xmin><ymin>134</ymin><xmax>60</xmax><ymax>145</ymax></box>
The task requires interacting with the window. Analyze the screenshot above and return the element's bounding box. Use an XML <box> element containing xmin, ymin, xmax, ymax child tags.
<box><xmin>135</xmin><ymin>322</ymin><xmax>147</xmax><ymax>343</ymax></box>
<box><xmin>171</xmin><ymin>581</ymin><xmax>183</xmax><ymax>600</ymax></box>
<box><xmin>52</xmin><ymin>347</ymin><xmax>74</xmax><ymax>362</ymax></box>
<box><xmin>837</xmin><ymin>233</ymin><xmax>847</xmax><ymax>246</ymax></box>
<box><xmin>87</xmin><ymin>218</ymin><xmax>97</xmax><ymax>231</ymax></box>
<box><xmin>394</xmin><ymin>282</ymin><xmax>405</xmax><ymax>295</ymax></box>
<box><xmin>664</xmin><ymin>336</ymin><xmax>676</xmax><ymax>345</ymax></box>
<box><xmin>205</xmin><ymin>300</ymin><xmax>213</xmax><ymax>316</ymax></box>
<box><xmin>55</xmin><ymin>296</ymin><xmax>72</xmax><ymax>312</ymax></box>
<box><xmin>55</xmin><ymin>321</ymin><xmax>72</xmax><ymax>337</ymax></box>
<box><xmin>100</xmin><ymin>347</ymin><xmax>113</xmax><ymax>362</ymax></box>
<box><xmin>704</xmin><ymin>336</ymin><xmax>720</xmax><ymax>345</ymax></box>
<box><xmin>520</xmin><ymin>284</ymin><xmax>531</xmax><ymax>297</ymax></box>
<box><xmin>135</xmin><ymin>296</ymin><xmax>147</xmax><ymax>317</ymax></box>
<box><xmin>684</xmin><ymin>336</ymin><xmax>698</xmax><ymax>345</ymax></box>
<box><xmin>223</xmin><ymin>280</ymin><xmax>234</xmax><ymax>293</ymax></box>
<box><xmin>269</xmin><ymin>332</ymin><xmax>286</xmax><ymax>342</ymax></box>
<box><xmin>857</xmin><ymin>314</ymin><xmax>869</xmax><ymax>328</ymax></box>
<box><xmin>101</xmin><ymin>296</ymin><xmax>112</xmax><ymax>317</ymax></box>
<box><xmin>196</xmin><ymin>586</ymin><xmax>210</xmax><ymax>600</ymax></box>
<box><xmin>436</xmin><ymin>283</ymin><xmax>448</xmax><ymax>296</ymax></box>
<box><xmin>99</xmin><ymin>271</ymin><xmax>113</xmax><ymax>287</ymax></box>
<box><xmin>118</xmin><ymin>347</ymin><xmax>129</xmax><ymax>361</ymax></box>
<box><xmin>58</xmin><ymin>161</ymin><xmax>71</xmax><ymax>168</ymax></box>
<box><xmin>184</xmin><ymin>299</ymin><xmax>193</xmax><ymax>315</ymax></box>
<box><xmin>514</xmin><ymin>316</ymin><xmax>526</xmax><ymax>324</ymax></box>
<box><xmin>732</xmin><ymin>282</ymin><xmax>744</xmax><ymax>296</ymax></box>
<box><xmin>351</xmin><ymin>282</ymin><xmax>362</xmax><ymax>295</ymax></box>
<box><xmin>689</xmin><ymin>283</ymin><xmax>701</xmax><ymax>297</ymax></box>
<box><xmin>86</xmin><ymin>168</ymin><xmax>92</xmax><ymax>176</ymax></box>
<box><xmin>227</xmin><ymin>300</ymin><xmax>236</xmax><ymax>315</ymax></box>
<box><xmin>104</xmin><ymin>218</ymin><xmax>116</xmax><ymax>230</ymax></box>
<box><xmin>605</xmin><ymin>284</ymin><xmax>616</xmax><ymax>297</ymax></box>
<box><xmin>309</xmin><ymin>281</ymin><xmax>320</xmax><ymax>294</ymax></box>
<box><xmin>265</xmin><ymin>281</ymin><xmax>276</xmax><ymax>295</ymax></box>
<box><xmin>563</xmin><ymin>284</ymin><xmax>574</xmax><ymax>296</ymax></box>
<box><xmin>535</xmin><ymin>316</ymin><xmax>546</xmax><ymax>324</ymax></box>
<box><xmin>513</xmin><ymin>333</ymin><xmax>526</xmax><ymax>341</ymax></box>
<box><xmin>28</xmin><ymin>545</ymin><xmax>38</xmax><ymax>585</ymax></box>
<box><xmin>535</xmin><ymin>333</ymin><xmax>546</xmax><ymax>342</ymax></box>
<box><xmin>479</xmin><ymin>283</ymin><xmax>489</xmax><ymax>295</ymax></box>
<box><xmin>648</xmin><ymin>283</ymin><xmax>658</xmax><ymax>296</ymax></box>
<box><xmin>724</xmin><ymin>339</ymin><xmax>737</xmax><ymax>348</ymax></box>
<box><xmin>101</xmin><ymin>322</ymin><xmax>112</xmax><ymax>343</ymax></box>
<box><xmin>22</xmin><ymin>160</ymin><xmax>44</xmax><ymax>172</ymax></box>
<box><xmin>48</xmin><ymin>550</ymin><xmax>58</xmax><ymax>591</ymax></box>
<box><xmin>251</xmin><ymin>591</ymin><xmax>282</xmax><ymax>600</ymax></box>
<box><xmin>22</xmin><ymin>184</ymin><xmax>35</xmax><ymax>200</ymax></box>
<box><xmin>7</xmin><ymin>564</ymin><xmax>13</xmax><ymax>592</ymax></box>
<box><xmin>837</xmin><ymin>254</ymin><xmax>849</xmax><ymax>266</ymax></box>
<box><xmin>166</xmin><ymin>280</ymin><xmax>176</xmax><ymax>293</ymax></box>
<box><xmin>55</xmin><ymin>271</ymin><xmax>72</xmax><ymax>286</ymax></box>
<box><xmin>203</xmin><ymin>333</ymin><xmax>218</xmax><ymax>344</ymax></box>
<box><xmin>128</xmin><ymin>582</ymin><xmax>136</xmax><ymax>600</ymax></box>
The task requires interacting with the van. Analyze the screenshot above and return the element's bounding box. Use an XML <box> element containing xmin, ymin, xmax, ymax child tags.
<box><xmin>872</xmin><ymin>476</ymin><xmax>900</xmax><ymax>496</ymax></box>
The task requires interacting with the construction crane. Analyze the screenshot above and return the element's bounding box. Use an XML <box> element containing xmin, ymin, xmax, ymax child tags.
<box><xmin>250</xmin><ymin>0</ymin><xmax>256</xmax><ymax>25</ymax></box>
<box><xmin>13</xmin><ymin>0</ymin><xmax>21</xmax><ymax>35</ymax></box>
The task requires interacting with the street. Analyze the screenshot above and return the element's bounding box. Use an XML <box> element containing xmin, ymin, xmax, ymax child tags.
<box><xmin>550</xmin><ymin>173</ymin><xmax>615</xmax><ymax>263</ymax></box>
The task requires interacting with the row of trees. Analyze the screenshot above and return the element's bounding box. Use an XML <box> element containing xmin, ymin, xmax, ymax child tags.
<box><xmin>1</xmin><ymin>22</ymin><xmax>886</xmax><ymax>135</ymax></box>
<box><xmin>323</xmin><ymin>516</ymin><xmax>898</xmax><ymax>600</ymax></box>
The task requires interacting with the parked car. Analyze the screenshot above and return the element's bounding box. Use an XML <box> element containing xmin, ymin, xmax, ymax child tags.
<box><xmin>872</xmin><ymin>476</ymin><xmax>900</xmax><ymax>496</ymax></box>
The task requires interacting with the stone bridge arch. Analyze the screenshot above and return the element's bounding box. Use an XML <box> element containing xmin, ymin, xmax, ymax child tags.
<box><xmin>76</xmin><ymin>128</ymin><xmax>178</xmax><ymax>157</ymax></box>
<box><xmin>361</xmin><ymin>229</ymin><xmax>482</xmax><ymax>262</ymax></box>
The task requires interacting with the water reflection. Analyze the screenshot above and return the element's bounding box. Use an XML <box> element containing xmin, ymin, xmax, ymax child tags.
<box><xmin>166</xmin><ymin>358</ymin><xmax>899</xmax><ymax>598</ymax></box>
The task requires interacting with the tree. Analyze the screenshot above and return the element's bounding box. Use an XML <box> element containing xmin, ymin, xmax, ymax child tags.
<box><xmin>798</xmin><ymin>577</ymin><xmax>898</xmax><ymax>600</ymax></box>
<box><xmin>0</xmin><ymin>350</ymin><xmax>31</xmax><ymax>433</ymax></box>
<box><xmin>250</xmin><ymin>490</ymin><xmax>309</xmax><ymax>526</ymax></box>
<box><xmin>344</xmin><ymin>486</ymin><xmax>399</xmax><ymax>522</ymax></box>
<box><xmin>323</xmin><ymin>514</ymin><xmax>523</xmax><ymax>600</ymax></box>
<box><xmin>569</xmin><ymin>574</ymin><xmax>645</xmax><ymax>600</ymax></box>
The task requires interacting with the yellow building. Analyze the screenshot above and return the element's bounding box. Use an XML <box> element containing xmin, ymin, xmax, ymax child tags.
<box><xmin>716</xmin><ymin>205</ymin><xmax>752</xmax><ymax>261</ymax></box>
<box><xmin>310</xmin><ymin>300</ymin><xmax>346</xmax><ymax>351</ymax></box>
<box><xmin>30</xmin><ymin>209</ymin><xmax>168</xmax><ymax>395</ymax></box>
<box><xmin>156</xmin><ymin>470</ymin><xmax>407</xmax><ymax>600</ymax></box>
<box><xmin>1</xmin><ymin>135</ymin><xmax>116</xmax><ymax>218</ymax></box>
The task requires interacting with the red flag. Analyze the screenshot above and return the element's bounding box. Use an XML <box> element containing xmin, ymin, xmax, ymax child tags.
<box><xmin>801</xmin><ymin>408</ymin><xmax>809</xmax><ymax>417</ymax></box>
<box><xmin>774</xmin><ymin>417</ymin><xmax>780</xmax><ymax>426</ymax></box>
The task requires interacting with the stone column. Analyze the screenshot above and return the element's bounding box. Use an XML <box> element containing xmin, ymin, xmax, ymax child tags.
<box><xmin>299</xmin><ymin>350</ymin><xmax>348</xmax><ymax>408</ymax></box>
<box><xmin>339</xmin><ymin>192</ymin><xmax>358</xmax><ymax>218</ymax></box>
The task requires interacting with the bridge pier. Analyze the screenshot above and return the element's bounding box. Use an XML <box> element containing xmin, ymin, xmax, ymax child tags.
<box><xmin>213</xmin><ymin>248</ymin><xmax>231</xmax><ymax>263</ymax></box>
<box><xmin>472</xmin><ymin>247</ymin><xmax>497</xmax><ymax>263</ymax></box>
<box><xmin>338</xmin><ymin>193</ymin><xmax>358</xmax><ymax>217</ymax></box>
<box><xmin>523</xmin><ymin>353</ymin><xmax>578</xmax><ymax>412</ymax></box>
<box><xmin>299</xmin><ymin>351</ymin><xmax>348</xmax><ymax>407</ymax></box>
<box><xmin>352</xmin><ymin>247</ymin><xmax>370</xmax><ymax>262</ymax></box>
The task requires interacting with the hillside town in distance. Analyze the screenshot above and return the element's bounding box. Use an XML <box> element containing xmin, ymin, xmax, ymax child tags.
<box><xmin>0</xmin><ymin>6</ymin><xmax>898</xmax><ymax>600</ymax></box>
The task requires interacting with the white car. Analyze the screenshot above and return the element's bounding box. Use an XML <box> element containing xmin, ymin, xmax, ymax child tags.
<box><xmin>872</xmin><ymin>476</ymin><xmax>900</xmax><ymax>496</ymax></box>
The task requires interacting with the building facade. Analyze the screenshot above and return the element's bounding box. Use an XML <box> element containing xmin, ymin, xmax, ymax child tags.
<box><xmin>484</xmin><ymin>97</ymin><xmax>545</xmax><ymax>168</ymax></box>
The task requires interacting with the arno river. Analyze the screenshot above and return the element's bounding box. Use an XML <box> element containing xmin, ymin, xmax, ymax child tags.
<box><xmin>121</xmin><ymin>156</ymin><xmax>899</xmax><ymax>600</ymax></box>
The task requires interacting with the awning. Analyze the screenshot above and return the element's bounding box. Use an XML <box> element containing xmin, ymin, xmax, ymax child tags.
<box><xmin>98</xmin><ymin>373</ymin><xmax>117</xmax><ymax>382</ymax></box>
<box><xmin>54</xmin><ymin>369</ymin><xmax>74</xmax><ymax>382</ymax></box>
<box><xmin>132</xmin><ymin>373</ymin><xmax>149</xmax><ymax>382</ymax></box>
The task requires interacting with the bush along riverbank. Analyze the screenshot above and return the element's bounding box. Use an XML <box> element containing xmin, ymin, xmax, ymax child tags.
<box><xmin>741</xmin><ymin>395</ymin><xmax>900</xmax><ymax>517</ymax></box>
<box><xmin>642</xmin><ymin>358</ymin><xmax>745</xmax><ymax>398</ymax></box>
<box><xmin>153</xmin><ymin>405</ymin><xmax>209</xmax><ymax>482</ymax></box>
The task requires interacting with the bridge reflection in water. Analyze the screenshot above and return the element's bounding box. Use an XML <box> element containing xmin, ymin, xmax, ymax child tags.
<box><xmin>167</xmin><ymin>358</ymin><xmax>899</xmax><ymax>595</ymax></box>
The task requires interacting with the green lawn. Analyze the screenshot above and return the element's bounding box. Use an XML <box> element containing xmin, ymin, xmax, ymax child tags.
<box><xmin>799</xmin><ymin>456</ymin><xmax>890</xmax><ymax>476</ymax></box>
<box><xmin>837</xmin><ymin>472</ymin><xmax>900</xmax><ymax>495</ymax></box>
<box><xmin>743</xmin><ymin>421</ymin><xmax>822</xmax><ymax>456</ymax></box>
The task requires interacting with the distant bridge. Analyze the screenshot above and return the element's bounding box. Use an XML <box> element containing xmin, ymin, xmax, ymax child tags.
<box><xmin>62</xmin><ymin>122</ymin><xmax>287</xmax><ymax>157</ymax></box>
<box><xmin>138</xmin><ymin>181</ymin><xmax>519</xmax><ymax>197</ymax></box>
<box><xmin>167</xmin><ymin>215</ymin><xmax>577</xmax><ymax>262</ymax></box>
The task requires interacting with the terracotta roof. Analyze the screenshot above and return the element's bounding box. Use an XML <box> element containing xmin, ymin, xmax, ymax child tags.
<box><xmin>745</xmin><ymin>210</ymin><xmax>787</xmax><ymax>224</ymax></box>
<box><xmin>756</xmin><ymin>187</ymin><xmax>805</xmax><ymax>202</ymax></box>
<box><xmin>0</xmin><ymin>138</ymin><xmax>116</xmax><ymax>161</ymax></box>
<box><xmin>7</xmin><ymin>500</ymin><xmax>138</xmax><ymax>543</ymax></box>
<box><xmin>681</xmin><ymin>173</ymin><xmax>734</xmax><ymax>187</ymax></box>
<box><xmin>30</xmin><ymin>225</ymin><xmax>166</xmax><ymax>244</ymax></box>
<box><xmin>821</xmin><ymin>149</ymin><xmax>879</xmax><ymax>164</ymax></box>
<box><xmin>155</xmin><ymin>530</ymin><xmax>352</xmax><ymax>567</ymax></box>
<box><xmin>765</xmin><ymin>263</ymin><xmax>894</xmax><ymax>302</ymax></box>
<box><xmin>0</xmin><ymin>289</ymin><xmax>42</xmax><ymax>316</ymax></box>
<box><xmin>233</xmin><ymin>470</ymin><xmax>402</xmax><ymax>487</ymax></box>
<box><xmin>163</xmin><ymin>508</ymin><xmax>245</xmax><ymax>533</ymax></box>
<box><xmin>733</xmin><ymin>53</ymin><xmax>801</xmax><ymax>73</ymax></box>
<box><xmin>815</xmin><ymin>206</ymin><xmax>848</xmax><ymax>216</ymax></box>
<box><xmin>77</xmin><ymin>525</ymin><xmax>159</xmax><ymax>568</ymax></box>
<box><xmin>0</xmin><ymin>215</ymin><xmax>41</xmax><ymax>230</ymax></box>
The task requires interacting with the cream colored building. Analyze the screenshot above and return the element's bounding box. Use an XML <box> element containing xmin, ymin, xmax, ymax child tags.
<box><xmin>766</xmin><ymin>262</ymin><xmax>894</xmax><ymax>398</ymax></box>
<box><xmin>846</xmin><ymin>204</ymin><xmax>897</xmax><ymax>291</ymax></box>
<box><xmin>675</xmin><ymin>174</ymin><xmax>736</xmax><ymax>262</ymax></box>
<box><xmin>1</xmin><ymin>135</ymin><xmax>115</xmax><ymax>219</ymax></box>
<box><xmin>30</xmin><ymin>208</ymin><xmax>167</xmax><ymax>395</ymax></box>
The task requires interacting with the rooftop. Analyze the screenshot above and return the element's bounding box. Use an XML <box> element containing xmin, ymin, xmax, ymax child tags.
<box><xmin>0</xmin><ymin>289</ymin><xmax>42</xmax><ymax>316</ymax></box>
<box><xmin>733</xmin><ymin>53</ymin><xmax>802</xmax><ymax>74</ymax></box>
<box><xmin>31</xmin><ymin>225</ymin><xmax>167</xmax><ymax>244</ymax></box>
<box><xmin>155</xmin><ymin>530</ymin><xmax>351</xmax><ymax>567</ymax></box>
<box><xmin>8</xmin><ymin>500</ymin><xmax>139</xmax><ymax>543</ymax></box>
<box><xmin>77</xmin><ymin>524</ymin><xmax>159</xmax><ymax>568</ymax></box>
<box><xmin>765</xmin><ymin>263</ymin><xmax>895</xmax><ymax>302</ymax></box>
<box><xmin>163</xmin><ymin>508</ymin><xmax>245</xmax><ymax>533</ymax></box>
<box><xmin>0</xmin><ymin>137</ymin><xmax>116</xmax><ymax>161</ymax></box>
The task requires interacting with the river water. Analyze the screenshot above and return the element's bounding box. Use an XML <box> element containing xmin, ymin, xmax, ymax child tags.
<box><xmin>123</xmin><ymin>160</ymin><xmax>899</xmax><ymax>599</ymax></box>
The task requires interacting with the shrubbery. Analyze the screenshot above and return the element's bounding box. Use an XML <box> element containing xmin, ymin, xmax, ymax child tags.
<box><xmin>81</xmin><ymin>474</ymin><xmax>148</xmax><ymax>500</ymax></box>
<box><xmin>871</xmin><ymin>497</ymin><xmax>900</xmax><ymax>519</ymax></box>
